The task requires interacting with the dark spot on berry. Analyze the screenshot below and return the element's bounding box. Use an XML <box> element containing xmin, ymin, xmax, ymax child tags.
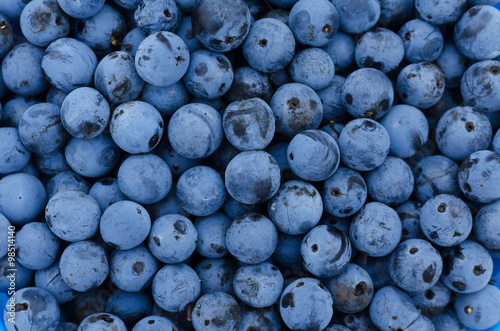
<box><xmin>425</xmin><ymin>290</ymin><xmax>435</xmax><ymax>299</ymax></box>
<box><xmin>410</xmin><ymin>247</ymin><xmax>418</xmax><ymax>254</ymax></box>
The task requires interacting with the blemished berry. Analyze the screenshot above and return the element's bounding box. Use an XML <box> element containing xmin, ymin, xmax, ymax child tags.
<box><xmin>2</xmin><ymin>2</ymin><xmax>500</xmax><ymax>330</ymax></box>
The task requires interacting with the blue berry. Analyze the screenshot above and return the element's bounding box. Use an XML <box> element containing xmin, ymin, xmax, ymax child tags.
<box><xmin>270</xmin><ymin>83</ymin><xmax>323</xmax><ymax>137</ymax></box>
<box><xmin>454</xmin><ymin>5</ymin><xmax>500</xmax><ymax>60</ymax></box>
<box><xmin>192</xmin><ymin>291</ymin><xmax>241</xmax><ymax>331</ymax></box>
<box><xmin>224</xmin><ymin>66</ymin><xmax>274</xmax><ymax>104</ymax></box>
<box><xmin>330</xmin><ymin>0</ymin><xmax>380</xmax><ymax>34</ymax></box>
<box><xmin>120</xmin><ymin>27</ymin><xmax>147</xmax><ymax>55</ymax></box>
<box><xmin>287</xmin><ymin>129</ymin><xmax>340</xmax><ymax>181</ymax></box>
<box><xmin>436</xmin><ymin>41</ymin><xmax>470</xmax><ymax>88</ymax></box>
<box><xmin>233</xmin><ymin>262</ymin><xmax>283</xmax><ymax>308</ymax></box>
<box><xmin>420</xmin><ymin>194</ymin><xmax>472</xmax><ymax>247</ymax></box>
<box><xmin>341</xmin><ymin>68</ymin><xmax>393</xmax><ymax>119</ymax></box>
<box><xmin>16</xmin><ymin>222</ymin><xmax>59</xmax><ymax>271</ymax></box>
<box><xmin>176</xmin><ymin>165</ymin><xmax>226</xmax><ymax>216</ymax></box>
<box><xmin>355</xmin><ymin>27</ymin><xmax>405</xmax><ymax>73</ymax></box>
<box><xmin>316</xmin><ymin>75</ymin><xmax>349</xmax><ymax>123</ymax></box>
<box><xmin>195</xmin><ymin>258</ymin><xmax>237</xmax><ymax>296</ymax></box>
<box><xmin>132</xmin><ymin>316</ymin><xmax>178</xmax><ymax>331</ymax></box>
<box><xmin>194</xmin><ymin>212</ymin><xmax>232</xmax><ymax>258</ymax></box>
<box><xmin>135</xmin><ymin>31</ymin><xmax>189</xmax><ymax>87</ymax></box>
<box><xmin>268</xmin><ymin>179</ymin><xmax>322</xmax><ymax>235</ymax></box>
<box><xmin>288</xmin><ymin>47</ymin><xmax>335</xmax><ymax>90</ymax></box>
<box><xmin>2</xmin><ymin>43</ymin><xmax>49</xmax><ymax>96</ymax></box>
<box><xmin>77</xmin><ymin>313</ymin><xmax>127</xmax><ymax>331</ymax></box>
<box><xmin>45</xmin><ymin>191</ymin><xmax>101</xmax><ymax>242</ymax></box>
<box><xmin>0</xmin><ymin>14</ymin><xmax>14</xmax><ymax>60</ymax></box>
<box><xmin>326</xmin><ymin>263</ymin><xmax>374</xmax><ymax>314</ymax></box>
<box><xmin>64</xmin><ymin>134</ymin><xmax>121</xmax><ymax>178</ymax></box>
<box><xmin>100</xmin><ymin>200</ymin><xmax>151</xmax><ymax>250</ymax></box>
<box><xmin>379</xmin><ymin>104</ymin><xmax>429</xmax><ymax>158</ymax></box>
<box><xmin>473</xmin><ymin>198</ymin><xmax>500</xmax><ymax>252</ymax></box>
<box><xmin>117</xmin><ymin>154</ymin><xmax>172</xmax><ymax>205</ymax></box>
<box><xmin>389</xmin><ymin>238</ymin><xmax>443</xmax><ymax>292</ymax></box>
<box><xmin>397</xmin><ymin>62</ymin><xmax>445</xmax><ymax>109</ymax></box>
<box><xmin>105</xmin><ymin>290</ymin><xmax>153</xmax><ymax>327</ymax></box>
<box><xmin>110</xmin><ymin>101</ymin><xmax>163</xmax><ymax>154</ymax></box>
<box><xmin>413</xmin><ymin>155</ymin><xmax>461</xmax><ymax>203</ymax></box>
<box><xmin>20</xmin><ymin>0</ymin><xmax>70</xmax><ymax>47</ymax></box>
<box><xmin>441</xmin><ymin>240</ymin><xmax>493</xmax><ymax>293</ymax></box>
<box><xmin>35</xmin><ymin>262</ymin><xmax>78</xmax><ymax>303</ymax></box>
<box><xmin>72</xmin><ymin>4</ymin><xmax>126</xmax><ymax>57</ymax></box>
<box><xmin>168</xmin><ymin>103</ymin><xmax>223</xmax><ymax>159</ymax></box>
<box><xmin>60</xmin><ymin>87</ymin><xmax>110</xmax><ymax>139</ymax></box>
<box><xmin>461</xmin><ymin>60</ymin><xmax>500</xmax><ymax>112</ymax></box>
<box><xmin>288</xmin><ymin>0</ymin><xmax>339</xmax><ymax>46</ymax></box>
<box><xmin>222</xmin><ymin>97</ymin><xmax>275</xmax><ymax>151</ymax></box>
<box><xmin>398</xmin><ymin>19</ymin><xmax>444</xmax><ymax>63</ymax></box>
<box><xmin>134</xmin><ymin>0</ymin><xmax>181</xmax><ymax>34</ymax></box>
<box><xmin>454</xmin><ymin>284</ymin><xmax>500</xmax><ymax>329</ymax></box>
<box><xmin>458</xmin><ymin>150</ymin><xmax>500</xmax><ymax>203</ymax></box>
<box><xmin>242</xmin><ymin>18</ymin><xmax>296</xmax><ymax>73</ymax></box>
<box><xmin>323</xmin><ymin>167</ymin><xmax>367</xmax><ymax>218</ymax></box>
<box><xmin>337</xmin><ymin>119</ymin><xmax>390</xmax><ymax>171</ymax></box>
<box><xmin>53</xmin><ymin>165</ymin><xmax>78</xmax><ymax>188</ymax></box>
<box><xmin>88</xmin><ymin>178</ymin><xmax>126</xmax><ymax>213</ymax></box>
<box><xmin>109</xmin><ymin>244</ymin><xmax>159</xmax><ymax>292</ymax></box>
<box><xmin>184</xmin><ymin>50</ymin><xmax>233</xmax><ymax>100</ymax></box>
<box><xmin>0</xmin><ymin>127</ymin><xmax>31</xmax><ymax>174</ymax></box>
<box><xmin>41</xmin><ymin>38</ymin><xmax>97</xmax><ymax>93</ymax></box>
<box><xmin>365</xmin><ymin>156</ymin><xmax>415</xmax><ymax>205</ymax></box>
<box><xmin>141</xmin><ymin>81</ymin><xmax>190</xmax><ymax>119</ymax></box>
<box><xmin>58</xmin><ymin>0</ymin><xmax>105</xmax><ymax>19</ymax></box>
<box><xmin>94</xmin><ymin>51</ymin><xmax>144</xmax><ymax>105</ymax></box>
<box><xmin>302</xmin><ymin>225</ymin><xmax>351</xmax><ymax>277</ymax></box>
<box><xmin>18</xmin><ymin>103</ymin><xmax>68</xmax><ymax>154</ymax></box>
<box><xmin>0</xmin><ymin>173</ymin><xmax>46</xmax><ymax>226</ymax></box>
<box><xmin>436</xmin><ymin>106</ymin><xmax>492</xmax><ymax>161</ymax></box>
<box><xmin>321</xmin><ymin>31</ymin><xmax>355</xmax><ymax>74</ymax></box>
<box><xmin>369</xmin><ymin>286</ymin><xmax>420</xmax><ymax>331</ymax></box>
<box><xmin>3</xmin><ymin>287</ymin><xmax>60</xmax><ymax>331</ymax></box>
<box><xmin>410</xmin><ymin>280</ymin><xmax>451</xmax><ymax>316</ymax></box>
